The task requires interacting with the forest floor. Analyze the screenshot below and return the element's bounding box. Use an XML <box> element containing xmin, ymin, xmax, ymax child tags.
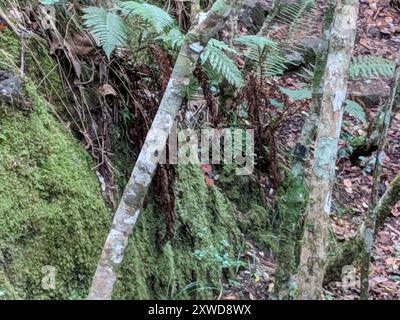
<box><xmin>221</xmin><ymin>0</ymin><xmax>400</xmax><ymax>300</ymax></box>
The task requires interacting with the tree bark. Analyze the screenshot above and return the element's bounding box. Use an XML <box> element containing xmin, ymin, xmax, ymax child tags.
<box><xmin>274</xmin><ymin>2</ymin><xmax>336</xmax><ymax>299</ymax></box>
<box><xmin>360</xmin><ymin>59</ymin><xmax>400</xmax><ymax>300</ymax></box>
<box><xmin>296</xmin><ymin>0</ymin><xmax>359</xmax><ymax>300</ymax></box>
<box><xmin>87</xmin><ymin>0</ymin><xmax>244</xmax><ymax>300</ymax></box>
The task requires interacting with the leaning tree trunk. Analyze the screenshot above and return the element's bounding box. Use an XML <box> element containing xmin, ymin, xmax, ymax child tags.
<box><xmin>274</xmin><ymin>1</ymin><xmax>336</xmax><ymax>299</ymax></box>
<box><xmin>88</xmin><ymin>0</ymin><xmax>244</xmax><ymax>300</ymax></box>
<box><xmin>296</xmin><ymin>0</ymin><xmax>359</xmax><ymax>300</ymax></box>
<box><xmin>360</xmin><ymin>59</ymin><xmax>400</xmax><ymax>300</ymax></box>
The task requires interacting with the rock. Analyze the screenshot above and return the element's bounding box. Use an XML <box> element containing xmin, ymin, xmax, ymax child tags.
<box><xmin>348</xmin><ymin>79</ymin><xmax>391</xmax><ymax>108</ymax></box>
<box><xmin>283</xmin><ymin>36</ymin><xmax>323</xmax><ymax>69</ymax></box>
<box><xmin>367</xmin><ymin>26</ymin><xmax>381</xmax><ymax>39</ymax></box>
<box><xmin>240</xmin><ymin>1</ymin><xmax>268</xmax><ymax>34</ymax></box>
<box><xmin>0</xmin><ymin>70</ymin><xmax>22</xmax><ymax>97</ymax></box>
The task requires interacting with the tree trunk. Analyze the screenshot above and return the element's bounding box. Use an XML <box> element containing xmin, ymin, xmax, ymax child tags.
<box><xmin>360</xmin><ymin>59</ymin><xmax>400</xmax><ymax>300</ymax></box>
<box><xmin>275</xmin><ymin>2</ymin><xmax>336</xmax><ymax>299</ymax></box>
<box><xmin>296</xmin><ymin>0</ymin><xmax>359</xmax><ymax>300</ymax></box>
<box><xmin>87</xmin><ymin>0</ymin><xmax>244</xmax><ymax>300</ymax></box>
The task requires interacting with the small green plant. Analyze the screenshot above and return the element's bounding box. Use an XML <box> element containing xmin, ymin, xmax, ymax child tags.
<box><xmin>194</xmin><ymin>240</ymin><xmax>244</xmax><ymax>269</ymax></box>
<box><xmin>350</xmin><ymin>55</ymin><xmax>395</xmax><ymax>79</ymax></box>
<box><xmin>82</xmin><ymin>1</ymin><xmax>176</xmax><ymax>59</ymax></box>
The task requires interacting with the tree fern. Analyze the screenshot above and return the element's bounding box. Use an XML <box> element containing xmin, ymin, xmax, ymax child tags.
<box><xmin>345</xmin><ymin>100</ymin><xmax>368</xmax><ymax>126</ymax></box>
<box><xmin>82</xmin><ymin>7</ymin><xmax>127</xmax><ymax>59</ymax></box>
<box><xmin>118</xmin><ymin>1</ymin><xmax>174</xmax><ymax>33</ymax></box>
<box><xmin>201</xmin><ymin>39</ymin><xmax>244</xmax><ymax>88</ymax></box>
<box><xmin>350</xmin><ymin>56</ymin><xmax>395</xmax><ymax>79</ymax></box>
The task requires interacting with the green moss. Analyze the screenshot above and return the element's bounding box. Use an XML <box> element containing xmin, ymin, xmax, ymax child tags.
<box><xmin>0</xmin><ymin>82</ymin><xmax>111</xmax><ymax>299</ymax></box>
<box><xmin>218</xmin><ymin>165</ymin><xmax>264</xmax><ymax>213</ymax></box>
<box><xmin>274</xmin><ymin>167</ymin><xmax>309</xmax><ymax>298</ymax></box>
<box><xmin>217</xmin><ymin>165</ymin><xmax>276</xmax><ymax>250</ymax></box>
<box><xmin>0</xmin><ymin>28</ymin><xmax>64</xmax><ymax>109</ymax></box>
<box><xmin>114</xmin><ymin>164</ymin><xmax>243</xmax><ymax>299</ymax></box>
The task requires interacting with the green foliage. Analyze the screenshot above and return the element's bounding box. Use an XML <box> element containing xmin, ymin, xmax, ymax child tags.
<box><xmin>279</xmin><ymin>86</ymin><xmax>312</xmax><ymax>100</ymax></box>
<box><xmin>350</xmin><ymin>56</ymin><xmax>395</xmax><ymax>79</ymax></box>
<box><xmin>39</xmin><ymin>0</ymin><xmax>63</xmax><ymax>5</ymax></box>
<box><xmin>201</xmin><ymin>39</ymin><xmax>245</xmax><ymax>87</ymax></box>
<box><xmin>234</xmin><ymin>35</ymin><xmax>278</xmax><ymax>60</ymax></box>
<box><xmin>82</xmin><ymin>1</ymin><xmax>175</xmax><ymax>58</ymax></box>
<box><xmin>276</xmin><ymin>0</ymin><xmax>316</xmax><ymax>33</ymax></box>
<box><xmin>234</xmin><ymin>35</ymin><xmax>286</xmax><ymax>76</ymax></box>
<box><xmin>157</xmin><ymin>27</ymin><xmax>185</xmax><ymax>50</ymax></box>
<box><xmin>82</xmin><ymin>7</ymin><xmax>127</xmax><ymax>59</ymax></box>
<box><xmin>113</xmin><ymin>164</ymin><xmax>243</xmax><ymax>299</ymax></box>
<box><xmin>0</xmin><ymin>82</ymin><xmax>110</xmax><ymax>299</ymax></box>
<box><xmin>345</xmin><ymin>100</ymin><xmax>368</xmax><ymax>126</ymax></box>
<box><xmin>194</xmin><ymin>240</ymin><xmax>244</xmax><ymax>269</ymax></box>
<box><xmin>262</xmin><ymin>0</ymin><xmax>318</xmax><ymax>76</ymax></box>
<box><xmin>118</xmin><ymin>1</ymin><xmax>174</xmax><ymax>33</ymax></box>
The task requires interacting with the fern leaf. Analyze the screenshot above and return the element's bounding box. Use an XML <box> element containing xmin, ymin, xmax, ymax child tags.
<box><xmin>157</xmin><ymin>27</ymin><xmax>185</xmax><ymax>50</ymax></box>
<box><xmin>350</xmin><ymin>56</ymin><xmax>395</xmax><ymax>79</ymax></box>
<box><xmin>234</xmin><ymin>35</ymin><xmax>278</xmax><ymax>51</ymax></box>
<box><xmin>234</xmin><ymin>35</ymin><xmax>285</xmax><ymax>76</ymax></box>
<box><xmin>40</xmin><ymin>0</ymin><xmax>63</xmax><ymax>4</ymax></box>
<box><xmin>83</xmin><ymin>7</ymin><xmax>127</xmax><ymax>59</ymax></box>
<box><xmin>345</xmin><ymin>100</ymin><xmax>368</xmax><ymax>125</ymax></box>
<box><xmin>279</xmin><ymin>86</ymin><xmax>312</xmax><ymax>100</ymax></box>
<box><xmin>262</xmin><ymin>49</ymin><xmax>288</xmax><ymax>76</ymax></box>
<box><xmin>118</xmin><ymin>1</ymin><xmax>174</xmax><ymax>33</ymax></box>
<box><xmin>201</xmin><ymin>39</ymin><xmax>244</xmax><ymax>88</ymax></box>
<box><xmin>276</xmin><ymin>0</ymin><xmax>316</xmax><ymax>26</ymax></box>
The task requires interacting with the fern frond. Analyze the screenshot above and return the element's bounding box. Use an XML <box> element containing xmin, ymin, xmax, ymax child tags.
<box><xmin>345</xmin><ymin>100</ymin><xmax>368</xmax><ymax>125</ymax></box>
<box><xmin>118</xmin><ymin>1</ymin><xmax>174</xmax><ymax>33</ymax></box>
<box><xmin>259</xmin><ymin>0</ymin><xmax>319</xmax><ymax>77</ymax></box>
<box><xmin>279</xmin><ymin>87</ymin><xmax>312</xmax><ymax>100</ymax></box>
<box><xmin>157</xmin><ymin>27</ymin><xmax>185</xmax><ymax>50</ymax></box>
<box><xmin>40</xmin><ymin>0</ymin><xmax>63</xmax><ymax>4</ymax></box>
<box><xmin>201</xmin><ymin>39</ymin><xmax>244</xmax><ymax>88</ymax></box>
<box><xmin>234</xmin><ymin>35</ymin><xmax>285</xmax><ymax>76</ymax></box>
<box><xmin>82</xmin><ymin>7</ymin><xmax>127</xmax><ymax>59</ymax></box>
<box><xmin>350</xmin><ymin>56</ymin><xmax>395</xmax><ymax>79</ymax></box>
<box><xmin>234</xmin><ymin>35</ymin><xmax>278</xmax><ymax>51</ymax></box>
<box><xmin>262</xmin><ymin>49</ymin><xmax>288</xmax><ymax>76</ymax></box>
<box><xmin>276</xmin><ymin>0</ymin><xmax>316</xmax><ymax>28</ymax></box>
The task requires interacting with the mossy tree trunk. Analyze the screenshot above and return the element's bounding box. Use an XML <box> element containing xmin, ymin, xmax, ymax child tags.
<box><xmin>296</xmin><ymin>0</ymin><xmax>359</xmax><ymax>300</ymax></box>
<box><xmin>360</xmin><ymin>59</ymin><xmax>400</xmax><ymax>300</ymax></box>
<box><xmin>88</xmin><ymin>0</ymin><xmax>245</xmax><ymax>300</ymax></box>
<box><xmin>275</xmin><ymin>2</ymin><xmax>336</xmax><ymax>299</ymax></box>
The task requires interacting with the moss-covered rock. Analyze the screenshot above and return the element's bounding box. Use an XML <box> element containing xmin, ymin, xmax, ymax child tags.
<box><xmin>0</xmin><ymin>81</ymin><xmax>112</xmax><ymax>299</ymax></box>
<box><xmin>0</xmin><ymin>12</ymin><xmax>245</xmax><ymax>300</ymax></box>
<box><xmin>114</xmin><ymin>164</ymin><xmax>243</xmax><ymax>299</ymax></box>
<box><xmin>217</xmin><ymin>165</ymin><xmax>276</xmax><ymax>251</ymax></box>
